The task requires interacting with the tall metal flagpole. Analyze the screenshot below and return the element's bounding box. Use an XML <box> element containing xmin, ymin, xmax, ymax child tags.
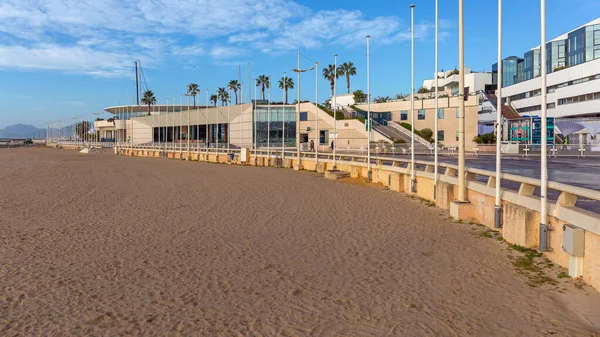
<box><xmin>367</xmin><ymin>35</ymin><xmax>372</xmax><ymax>181</ymax></box>
<box><xmin>539</xmin><ymin>0</ymin><xmax>549</xmax><ymax>251</ymax></box>
<box><xmin>205</xmin><ymin>89</ymin><xmax>209</xmax><ymax>154</ymax></box>
<box><xmin>197</xmin><ymin>90</ymin><xmax>200</xmax><ymax>150</ymax></box>
<box><xmin>172</xmin><ymin>95</ymin><xmax>175</xmax><ymax>151</ymax></box>
<box><xmin>216</xmin><ymin>89</ymin><xmax>219</xmax><ymax>152</ymax></box>
<box><xmin>187</xmin><ymin>91</ymin><xmax>191</xmax><ymax>154</ymax></box>
<box><xmin>228</xmin><ymin>89</ymin><xmax>231</xmax><ymax>152</ymax></box>
<box><xmin>434</xmin><ymin>1</ymin><xmax>439</xmax><ymax>198</ymax></box>
<box><xmin>282</xmin><ymin>72</ymin><xmax>286</xmax><ymax>161</ymax></box>
<box><xmin>165</xmin><ymin>97</ymin><xmax>168</xmax><ymax>151</ymax></box>
<box><xmin>315</xmin><ymin>62</ymin><xmax>319</xmax><ymax>167</ymax></box>
<box><xmin>333</xmin><ymin>54</ymin><xmax>338</xmax><ymax>170</ymax></box>
<box><xmin>494</xmin><ymin>0</ymin><xmax>503</xmax><ymax>228</ymax></box>
<box><xmin>410</xmin><ymin>4</ymin><xmax>416</xmax><ymax>192</ymax></box>
<box><xmin>458</xmin><ymin>0</ymin><xmax>467</xmax><ymax>202</ymax></box>
<box><xmin>296</xmin><ymin>50</ymin><xmax>301</xmax><ymax>168</ymax></box>
<box><xmin>267</xmin><ymin>77</ymin><xmax>270</xmax><ymax>156</ymax></box>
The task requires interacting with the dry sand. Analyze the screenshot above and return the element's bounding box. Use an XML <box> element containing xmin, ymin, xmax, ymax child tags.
<box><xmin>1</xmin><ymin>147</ymin><xmax>599</xmax><ymax>336</ymax></box>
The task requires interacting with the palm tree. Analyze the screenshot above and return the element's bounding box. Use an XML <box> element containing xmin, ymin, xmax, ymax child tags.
<box><xmin>322</xmin><ymin>64</ymin><xmax>342</xmax><ymax>97</ymax></box>
<box><xmin>187</xmin><ymin>83</ymin><xmax>199</xmax><ymax>108</ymax></box>
<box><xmin>338</xmin><ymin>62</ymin><xmax>357</xmax><ymax>94</ymax></box>
<box><xmin>374</xmin><ymin>96</ymin><xmax>391</xmax><ymax>103</ymax></box>
<box><xmin>210</xmin><ymin>94</ymin><xmax>218</xmax><ymax>107</ymax></box>
<box><xmin>217</xmin><ymin>87</ymin><xmax>230</xmax><ymax>106</ymax></box>
<box><xmin>227</xmin><ymin>80</ymin><xmax>241</xmax><ymax>105</ymax></box>
<box><xmin>140</xmin><ymin>90</ymin><xmax>156</xmax><ymax>115</ymax></box>
<box><xmin>256</xmin><ymin>75</ymin><xmax>270</xmax><ymax>100</ymax></box>
<box><xmin>278</xmin><ymin>77</ymin><xmax>294</xmax><ymax>104</ymax></box>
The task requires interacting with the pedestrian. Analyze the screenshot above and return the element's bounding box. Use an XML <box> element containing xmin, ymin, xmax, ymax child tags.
<box><xmin>563</xmin><ymin>136</ymin><xmax>568</xmax><ymax>151</ymax></box>
<box><xmin>330</xmin><ymin>140</ymin><xmax>334</xmax><ymax>151</ymax></box>
<box><xmin>309</xmin><ymin>140</ymin><xmax>314</xmax><ymax>152</ymax></box>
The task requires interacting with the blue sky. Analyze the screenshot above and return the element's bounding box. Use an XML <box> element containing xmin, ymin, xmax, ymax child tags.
<box><xmin>0</xmin><ymin>0</ymin><xmax>599</xmax><ymax>128</ymax></box>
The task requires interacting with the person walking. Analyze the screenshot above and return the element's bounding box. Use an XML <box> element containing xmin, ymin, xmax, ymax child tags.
<box><xmin>330</xmin><ymin>140</ymin><xmax>334</xmax><ymax>151</ymax></box>
<box><xmin>309</xmin><ymin>140</ymin><xmax>315</xmax><ymax>152</ymax></box>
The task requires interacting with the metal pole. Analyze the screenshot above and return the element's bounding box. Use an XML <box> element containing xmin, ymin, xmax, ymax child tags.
<box><xmin>241</xmin><ymin>79</ymin><xmax>244</xmax><ymax>149</ymax></box>
<box><xmin>216</xmin><ymin>90</ymin><xmax>219</xmax><ymax>152</ymax></box>
<box><xmin>228</xmin><ymin>89</ymin><xmax>231</xmax><ymax>152</ymax></box>
<box><xmin>410</xmin><ymin>4</ymin><xmax>416</xmax><ymax>192</ymax></box>
<box><xmin>333</xmin><ymin>54</ymin><xmax>338</xmax><ymax>170</ymax></box>
<box><xmin>434</xmin><ymin>1</ymin><xmax>439</xmax><ymax>199</ymax></box>
<box><xmin>296</xmin><ymin>50</ymin><xmax>301</xmax><ymax>168</ymax></box>
<box><xmin>267</xmin><ymin>77</ymin><xmax>270</xmax><ymax>156</ymax></box>
<box><xmin>539</xmin><ymin>0</ymin><xmax>549</xmax><ymax>251</ymax></box>
<box><xmin>494</xmin><ymin>0</ymin><xmax>503</xmax><ymax>228</ymax></box>
<box><xmin>173</xmin><ymin>95</ymin><xmax>175</xmax><ymax>151</ymax></box>
<box><xmin>187</xmin><ymin>92</ymin><xmax>190</xmax><ymax>154</ymax></box>
<box><xmin>282</xmin><ymin>72</ymin><xmax>286</xmax><ymax>161</ymax></box>
<box><xmin>315</xmin><ymin>62</ymin><xmax>319</xmax><ymax>168</ymax></box>
<box><xmin>367</xmin><ymin>35</ymin><xmax>372</xmax><ymax>181</ymax></box>
<box><xmin>205</xmin><ymin>89</ymin><xmax>209</xmax><ymax>154</ymax></box>
<box><xmin>197</xmin><ymin>91</ymin><xmax>200</xmax><ymax>150</ymax></box>
<box><xmin>457</xmin><ymin>0</ymin><xmax>467</xmax><ymax>202</ymax></box>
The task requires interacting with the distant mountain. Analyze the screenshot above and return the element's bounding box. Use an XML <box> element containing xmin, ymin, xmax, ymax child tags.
<box><xmin>0</xmin><ymin>124</ymin><xmax>46</xmax><ymax>139</ymax></box>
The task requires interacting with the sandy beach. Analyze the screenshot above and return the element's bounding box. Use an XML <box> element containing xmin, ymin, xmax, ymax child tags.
<box><xmin>1</xmin><ymin>147</ymin><xmax>598</xmax><ymax>336</ymax></box>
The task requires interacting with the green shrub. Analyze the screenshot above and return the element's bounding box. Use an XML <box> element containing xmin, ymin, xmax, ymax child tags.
<box><xmin>420</xmin><ymin>128</ymin><xmax>433</xmax><ymax>139</ymax></box>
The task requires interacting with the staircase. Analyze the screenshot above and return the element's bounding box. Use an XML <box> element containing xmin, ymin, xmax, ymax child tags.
<box><xmin>373</xmin><ymin>122</ymin><xmax>432</xmax><ymax>153</ymax></box>
<box><xmin>480</xmin><ymin>90</ymin><xmax>521</xmax><ymax>120</ymax></box>
<box><xmin>387</xmin><ymin>121</ymin><xmax>432</xmax><ymax>148</ymax></box>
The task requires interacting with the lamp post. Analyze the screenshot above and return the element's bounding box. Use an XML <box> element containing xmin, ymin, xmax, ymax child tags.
<box><xmin>539</xmin><ymin>0</ymin><xmax>549</xmax><ymax>251</ymax></box>
<box><xmin>434</xmin><ymin>0</ymin><xmax>439</xmax><ymax>198</ymax></box>
<box><xmin>410</xmin><ymin>4</ymin><xmax>416</xmax><ymax>192</ymax></box>
<box><xmin>458</xmin><ymin>0</ymin><xmax>467</xmax><ymax>202</ymax></box>
<box><xmin>282</xmin><ymin>72</ymin><xmax>286</xmax><ymax>161</ymax></box>
<box><xmin>367</xmin><ymin>35</ymin><xmax>372</xmax><ymax>181</ymax></box>
<box><xmin>205</xmin><ymin>89</ymin><xmax>209</xmax><ymax>154</ymax></box>
<box><xmin>291</xmin><ymin>50</ymin><xmax>316</xmax><ymax>170</ymax></box>
<box><xmin>267</xmin><ymin>77</ymin><xmax>271</xmax><ymax>157</ymax></box>
<box><xmin>494</xmin><ymin>0</ymin><xmax>503</xmax><ymax>228</ymax></box>
<box><xmin>315</xmin><ymin>62</ymin><xmax>319</xmax><ymax>168</ymax></box>
<box><xmin>228</xmin><ymin>88</ymin><xmax>231</xmax><ymax>152</ymax></box>
<box><xmin>333</xmin><ymin>53</ymin><xmax>338</xmax><ymax>170</ymax></box>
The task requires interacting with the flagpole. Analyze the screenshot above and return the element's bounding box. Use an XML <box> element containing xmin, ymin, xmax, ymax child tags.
<box><xmin>494</xmin><ymin>0</ymin><xmax>503</xmax><ymax>228</ymax></box>
<box><xmin>434</xmin><ymin>0</ymin><xmax>439</xmax><ymax>199</ymax></box>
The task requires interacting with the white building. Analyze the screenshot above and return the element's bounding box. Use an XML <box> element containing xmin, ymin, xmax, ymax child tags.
<box><xmin>422</xmin><ymin>67</ymin><xmax>493</xmax><ymax>96</ymax></box>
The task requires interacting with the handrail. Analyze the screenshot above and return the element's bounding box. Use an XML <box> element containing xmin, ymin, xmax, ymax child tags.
<box><xmin>117</xmin><ymin>145</ymin><xmax>600</xmax><ymax>205</ymax></box>
<box><xmin>388</xmin><ymin>121</ymin><xmax>432</xmax><ymax>148</ymax></box>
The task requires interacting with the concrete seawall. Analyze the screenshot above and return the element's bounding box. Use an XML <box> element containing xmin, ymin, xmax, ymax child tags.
<box><xmin>113</xmin><ymin>146</ymin><xmax>600</xmax><ymax>292</ymax></box>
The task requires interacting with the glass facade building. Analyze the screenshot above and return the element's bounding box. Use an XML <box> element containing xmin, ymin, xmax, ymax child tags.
<box><xmin>492</xmin><ymin>56</ymin><xmax>523</xmax><ymax>87</ymax></box>
<box><xmin>586</xmin><ymin>24</ymin><xmax>600</xmax><ymax>62</ymax></box>
<box><xmin>492</xmin><ymin>20</ymin><xmax>600</xmax><ymax>87</ymax></box>
<box><xmin>254</xmin><ymin>106</ymin><xmax>297</xmax><ymax>147</ymax></box>
<box><xmin>547</xmin><ymin>40</ymin><xmax>567</xmax><ymax>73</ymax></box>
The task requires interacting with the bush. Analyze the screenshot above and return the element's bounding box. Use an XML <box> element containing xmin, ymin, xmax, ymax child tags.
<box><xmin>420</xmin><ymin>128</ymin><xmax>433</xmax><ymax>139</ymax></box>
<box><xmin>400</xmin><ymin>122</ymin><xmax>412</xmax><ymax>131</ymax></box>
<box><xmin>473</xmin><ymin>132</ymin><xmax>496</xmax><ymax>144</ymax></box>
<box><xmin>393</xmin><ymin>139</ymin><xmax>406</xmax><ymax>143</ymax></box>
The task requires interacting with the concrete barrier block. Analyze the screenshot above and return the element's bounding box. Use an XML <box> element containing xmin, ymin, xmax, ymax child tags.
<box><xmin>324</xmin><ymin>170</ymin><xmax>350</xmax><ymax>180</ymax></box>
<box><xmin>584</xmin><ymin>231</ymin><xmax>600</xmax><ymax>291</ymax></box>
<box><xmin>436</xmin><ymin>182</ymin><xmax>453</xmax><ymax>209</ymax></box>
<box><xmin>450</xmin><ymin>201</ymin><xmax>477</xmax><ymax>222</ymax></box>
<box><xmin>502</xmin><ymin>203</ymin><xmax>539</xmax><ymax>248</ymax></box>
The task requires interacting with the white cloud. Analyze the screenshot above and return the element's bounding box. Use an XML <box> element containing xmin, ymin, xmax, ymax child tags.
<box><xmin>0</xmin><ymin>0</ymin><xmax>452</xmax><ymax>76</ymax></box>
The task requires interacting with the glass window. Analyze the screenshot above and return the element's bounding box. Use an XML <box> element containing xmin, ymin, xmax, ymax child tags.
<box><xmin>299</xmin><ymin>112</ymin><xmax>307</xmax><ymax>121</ymax></box>
<box><xmin>400</xmin><ymin>111</ymin><xmax>408</xmax><ymax>121</ymax></box>
<box><xmin>437</xmin><ymin>130</ymin><xmax>445</xmax><ymax>141</ymax></box>
<box><xmin>547</xmin><ymin>103</ymin><xmax>555</xmax><ymax>109</ymax></box>
<box><xmin>437</xmin><ymin>108</ymin><xmax>444</xmax><ymax>119</ymax></box>
<box><xmin>418</xmin><ymin>109</ymin><xmax>425</xmax><ymax>120</ymax></box>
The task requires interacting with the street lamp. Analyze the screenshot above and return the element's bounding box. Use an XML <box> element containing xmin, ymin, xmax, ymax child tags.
<box><xmin>457</xmin><ymin>0</ymin><xmax>466</xmax><ymax>202</ymax></box>
<box><xmin>494</xmin><ymin>0</ymin><xmax>503</xmax><ymax>228</ymax></box>
<box><xmin>434</xmin><ymin>0</ymin><xmax>439</xmax><ymax>198</ymax></box>
<box><xmin>410</xmin><ymin>4</ymin><xmax>416</xmax><ymax>192</ymax></box>
<box><xmin>539</xmin><ymin>0</ymin><xmax>549</xmax><ymax>251</ymax></box>
<box><xmin>333</xmin><ymin>53</ymin><xmax>338</xmax><ymax>170</ymax></box>
<box><xmin>291</xmin><ymin>50</ymin><xmax>316</xmax><ymax>170</ymax></box>
<box><xmin>367</xmin><ymin>35</ymin><xmax>372</xmax><ymax>181</ymax></box>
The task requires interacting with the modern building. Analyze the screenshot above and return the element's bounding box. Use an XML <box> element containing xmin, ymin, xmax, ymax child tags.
<box><xmin>493</xmin><ymin>17</ymin><xmax>600</xmax><ymax>120</ymax></box>
<box><xmin>422</xmin><ymin>67</ymin><xmax>493</xmax><ymax>96</ymax></box>
<box><xmin>98</xmin><ymin>102</ymin><xmax>391</xmax><ymax>149</ymax></box>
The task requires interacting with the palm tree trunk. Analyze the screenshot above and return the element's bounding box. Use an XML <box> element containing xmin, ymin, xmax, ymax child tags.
<box><xmin>193</xmin><ymin>95</ymin><xmax>196</xmax><ymax>108</ymax></box>
<box><xmin>285</xmin><ymin>89</ymin><xmax>288</xmax><ymax>104</ymax></box>
<box><xmin>148</xmin><ymin>103</ymin><xmax>151</xmax><ymax>115</ymax></box>
<box><xmin>347</xmin><ymin>75</ymin><xmax>350</xmax><ymax>94</ymax></box>
<box><xmin>261</xmin><ymin>84</ymin><xmax>265</xmax><ymax>100</ymax></box>
<box><xmin>330</xmin><ymin>81</ymin><xmax>335</xmax><ymax>97</ymax></box>
<box><xmin>235</xmin><ymin>91</ymin><xmax>238</xmax><ymax>105</ymax></box>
